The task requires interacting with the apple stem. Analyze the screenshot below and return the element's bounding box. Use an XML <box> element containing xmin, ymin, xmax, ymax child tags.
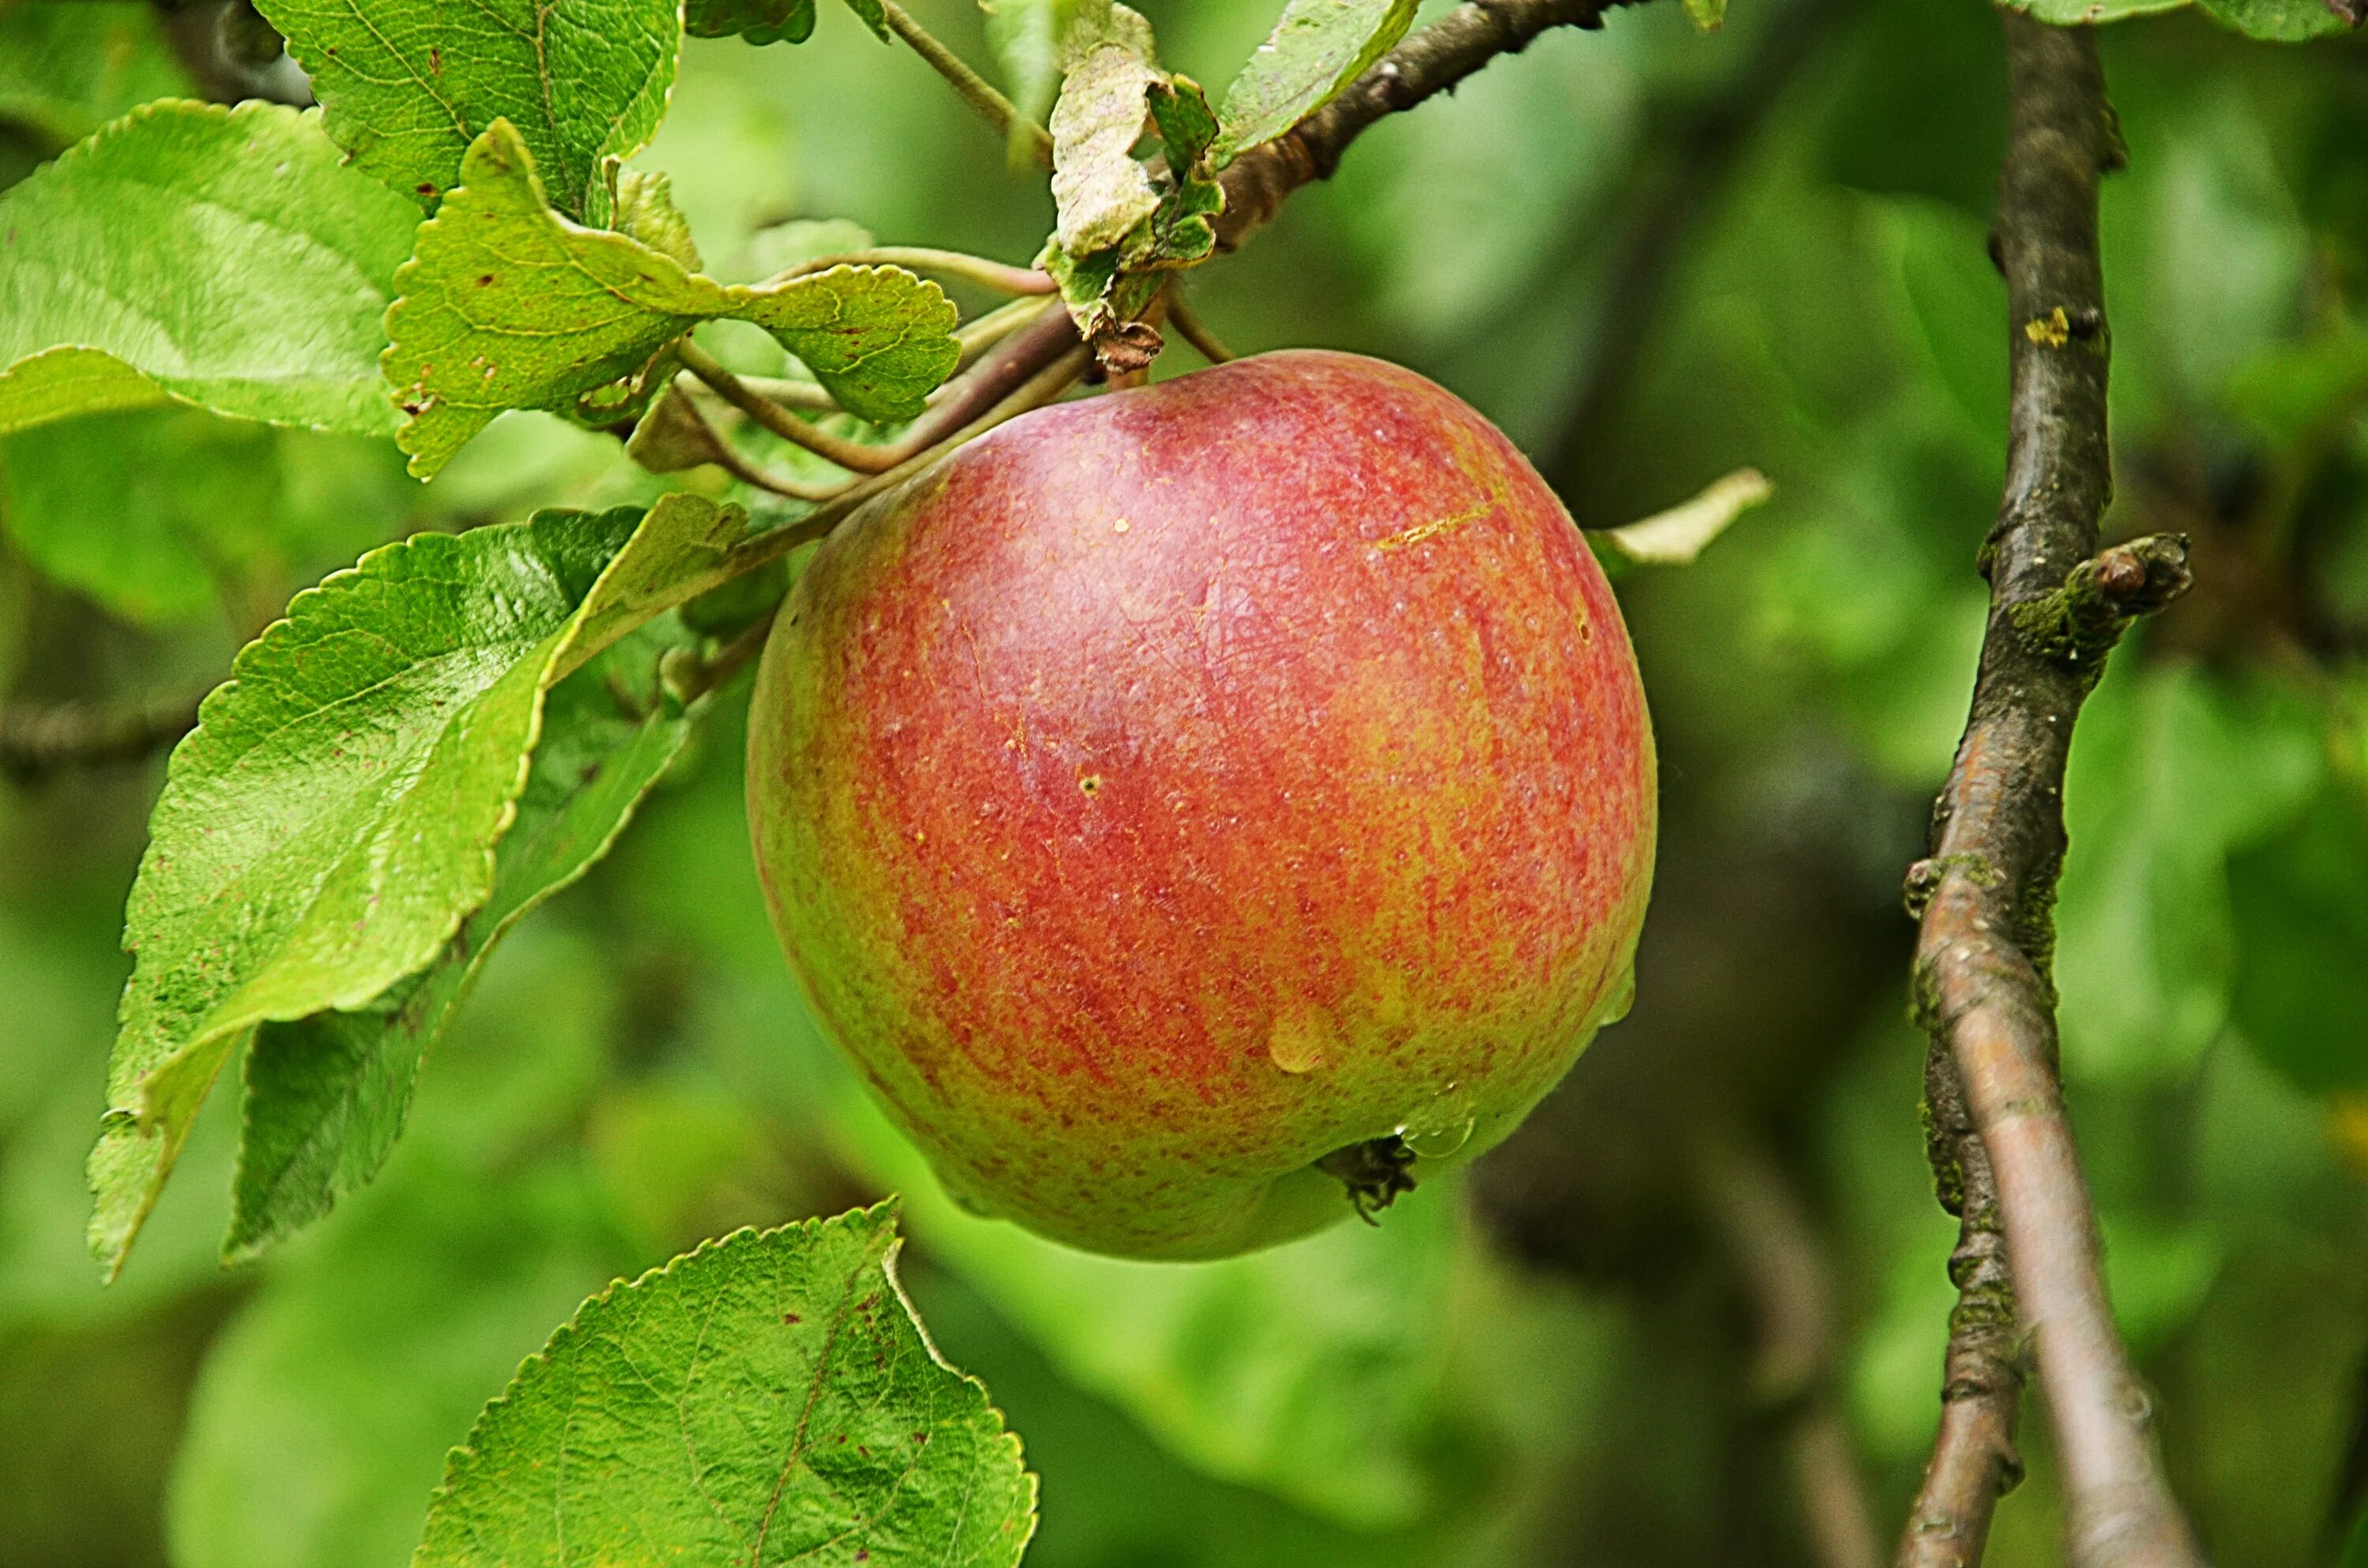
<box><xmin>1164</xmin><ymin>293</ymin><xmax>1235</xmax><ymax>365</ymax></box>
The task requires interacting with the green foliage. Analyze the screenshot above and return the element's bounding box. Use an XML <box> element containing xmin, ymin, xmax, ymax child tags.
<box><xmin>227</xmin><ymin>630</ymin><xmax>699</xmax><ymax>1261</ymax></box>
<box><xmin>170</xmin><ymin>1155</ymin><xmax>630</xmax><ymax>1568</ymax></box>
<box><xmin>6</xmin><ymin>8</ymin><xmax>2368</xmax><ymax>1568</ymax></box>
<box><xmin>0</xmin><ymin>410</ymin><xmax>281</xmax><ymax>626</ymax></box>
<box><xmin>415</xmin><ymin>1204</ymin><xmax>1037</xmax><ymax>1568</ymax></box>
<box><xmin>980</xmin><ymin>0</ymin><xmax>1100</xmax><ymax>127</ymax></box>
<box><xmin>1039</xmin><ymin>4</ymin><xmax>1227</xmax><ymax>350</ymax></box>
<box><xmin>253</xmin><ymin>0</ymin><xmax>681</xmax><ymax>220</ymax></box>
<box><xmin>0</xmin><ymin>2</ymin><xmax>185</xmax><ymax>146</ymax></box>
<box><xmin>2054</xmin><ymin>662</ymin><xmax>2324</xmax><ymax>1085</ymax></box>
<box><xmin>1213</xmin><ymin>0</ymin><xmax>1416</xmax><ymax>161</ymax></box>
<box><xmin>842</xmin><ymin>0</ymin><xmax>895</xmax><ymax>43</ymax></box>
<box><xmin>0</xmin><ymin>101</ymin><xmax>421</xmax><ymax>439</ymax></box>
<box><xmin>837</xmin><ymin>1091</ymin><xmax>1458</xmax><ymax>1526</ymax></box>
<box><xmin>2009</xmin><ymin>0</ymin><xmax>2194</xmax><ymax>22</ymax></box>
<box><xmin>88</xmin><ymin>495</ymin><xmax>742</xmax><ymax>1276</ymax></box>
<box><xmin>2196</xmin><ymin>0</ymin><xmax>2359</xmax><ymax>39</ymax></box>
<box><xmin>385</xmin><ymin>121</ymin><xmax>959</xmax><ymax>476</ymax></box>
<box><xmin>2227</xmin><ymin>788</ymin><xmax>2368</xmax><ymax>1093</ymax></box>
<box><xmin>689</xmin><ymin>0</ymin><xmax>821</xmax><ymax>44</ymax></box>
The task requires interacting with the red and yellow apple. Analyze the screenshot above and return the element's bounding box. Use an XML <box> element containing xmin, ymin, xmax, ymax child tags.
<box><xmin>748</xmin><ymin>350</ymin><xmax>1655</xmax><ymax>1259</ymax></box>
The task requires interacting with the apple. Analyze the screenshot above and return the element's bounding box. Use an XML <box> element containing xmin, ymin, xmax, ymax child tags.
<box><xmin>748</xmin><ymin>350</ymin><xmax>1655</xmax><ymax>1259</ymax></box>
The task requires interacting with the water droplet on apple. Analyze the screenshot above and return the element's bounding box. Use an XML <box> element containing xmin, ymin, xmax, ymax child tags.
<box><xmin>1594</xmin><ymin>964</ymin><xmax>1639</xmax><ymax>1028</ymax></box>
<box><xmin>1404</xmin><ymin>1081</ymin><xmax>1477</xmax><ymax>1158</ymax></box>
<box><xmin>1266</xmin><ymin>1009</ymin><xmax>1328</xmax><ymax>1074</ymax></box>
<box><xmin>1405</xmin><ymin>1114</ymin><xmax>1474</xmax><ymax>1159</ymax></box>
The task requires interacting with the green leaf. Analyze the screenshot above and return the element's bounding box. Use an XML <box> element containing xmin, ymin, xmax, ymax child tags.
<box><xmin>0</xmin><ymin>2</ymin><xmax>187</xmax><ymax>147</ymax></box>
<box><xmin>980</xmin><ymin>0</ymin><xmax>1104</xmax><ymax>127</ymax></box>
<box><xmin>834</xmin><ymin>1091</ymin><xmax>1465</xmax><ymax>1529</ymax></box>
<box><xmin>385</xmin><ymin>121</ymin><xmax>958</xmax><ymax>477</ymax></box>
<box><xmin>841</xmin><ymin>0</ymin><xmax>896</xmax><ymax>42</ymax></box>
<box><xmin>688</xmin><ymin>0</ymin><xmax>820</xmax><ymax>44</ymax></box>
<box><xmin>1214</xmin><ymin>0</ymin><xmax>1416</xmax><ymax>163</ymax></box>
<box><xmin>2008</xmin><ymin>0</ymin><xmax>2193</xmax><ymax>19</ymax></box>
<box><xmin>749</xmin><ymin>217</ymin><xmax>876</xmax><ymax>276</ymax></box>
<box><xmin>2197</xmin><ymin>0</ymin><xmax>2358</xmax><ymax>38</ymax></box>
<box><xmin>611</xmin><ymin>167</ymin><xmax>704</xmax><ymax>271</ymax></box>
<box><xmin>86</xmin><ymin>492</ymin><xmax>745</xmax><ymax>1278</ymax></box>
<box><xmin>0</xmin><ymin>100</ymin><xmax>422</xmax><ymax>440</ymax></box>
<box><xmin>1681</xmin><ymin>0</ymin><xmax>1729</xmax><ymax>27</ymax></box>
<box><xmin>2055</xmin><ymin>662</ymin><xmax>2323</xmax><ymax>1085</ymax></box>
<box><xmin>414</xmin><ymin>1204</ymin><xmax>1038</xmax><ymax>1568</ymax></box>
<box><xmin>2228</xmin><ymin>786</ymin><xmax>2368</xmax><ymax>1095</ymax></box>
<box><xmin>1047</xmin><ymin>6</ymin><xmax>1163</xmax><ymax>254</ymax></box>
<box><xmin>0</xmin><ymin>408</ymin><xmax>280</xmax><ymax>625</ymax></box>
<box><xmin>252</xmin><ymin>0</ymin><xmax>682</xmax><ymax>220</ymax></box>
<box><xmin>226</xmin><ymin>630</ymin><xmax>699</xmax><ymax>1263</ymax></box>
<box><xmin>1149</xmin><ymin>74</ymin><xmax>1219</xmax><ymax>174</ymax></box>
<box><xmin>0</xmin><ymin>409</ymin><xmax>403</xmax><ymax>629</ymax></box>
<box><xmin>1141</xmin><ymin>77</ymin><xmax>1225</xmax><ymax>264</ymax></box>
<box><xmin>169</xmin><ymin>1153</ymin><xmax>631</xmax><ymax>1568</ymax></box>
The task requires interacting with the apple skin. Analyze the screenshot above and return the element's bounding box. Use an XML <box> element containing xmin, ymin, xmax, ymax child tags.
<box><xmin>748</xmin><ymin>350</ymin><xmax>1655</xmax><ymax>1259</ymax></box>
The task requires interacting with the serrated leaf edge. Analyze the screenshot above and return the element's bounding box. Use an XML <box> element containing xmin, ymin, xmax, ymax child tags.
<box><xmin>218</xmin><ymin>705</ymin><xmax>695</xmax><ymax>1264</ymax></box>
<box><xmin>417</xmin><ymin>1199</ymin><xmax>1040</xmax><ymax>1559</ymax></box>
<box><xmin>98</xmin><ymin>499</ymin><xmax>721</xmax><ymax>1276</ymax></box>
<box><xmin>379</xmin><ymin>121</ymin><xmax>957</xmax><ymax>475</ymax></box>
<box><xmin>0</xmin><ymin>99</ymin><xmax>410</xmax><ymax>440</ymax></box>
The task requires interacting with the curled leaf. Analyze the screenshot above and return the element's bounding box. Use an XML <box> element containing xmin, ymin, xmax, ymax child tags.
<box><xmin>1590</xmin><ymin>468</ymin><xmax>1772</xmax><ymax>569</ymax></box>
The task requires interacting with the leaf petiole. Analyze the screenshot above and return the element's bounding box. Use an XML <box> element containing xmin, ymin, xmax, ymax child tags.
<box><xmin>879</xmin><ymin>0</ymin><xmax>1055</xmax><ymax>169</ymax></box>
<box><xmin>761</xmin><ymin>244</ymin><xmax>1057</xmax><ymax>296</ymax></box>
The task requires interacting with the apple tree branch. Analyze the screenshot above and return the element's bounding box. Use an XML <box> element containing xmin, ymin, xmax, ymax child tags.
<box><xmin>1898</xmin><ymin>15</ymin><xmax>2202</xmax><ymax>1568</ymax></box>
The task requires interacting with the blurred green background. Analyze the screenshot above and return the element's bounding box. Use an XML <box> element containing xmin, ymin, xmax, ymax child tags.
<box><xmin>3</xmin><ymin>1</ymin><xmax>2367</xmax><ymax>1563</ymax></box>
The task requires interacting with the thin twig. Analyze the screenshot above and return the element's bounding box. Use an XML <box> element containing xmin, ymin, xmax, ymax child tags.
<box><xmin>1165</xmin><ymin>294</ymin><xmax>1237</xmax><ymax>365</ymax></box>
<box><xmin>1695</xmin><ymin>1132</ymin><xmax>1883</xmax><ymax>1568</ymax></box>
<box><xmin>879</xmin><ymin>1</ymin><xmax>1055</xmax><ymax>169</ymax></box>
<box><xmin>663</xmin><ymin>605</ymin><xmax>781</xmax><ymax>705</ymax></box>
<box><xmin>1904</xmin><ymin>17</ymin><xmax>2204</xmax><ymax>1568</ymax></box>
<box><xmin>712</xmin><ymin>346</ymin><xmax>1092</xmax><ymax>582</ymax></box>
<box><xmin>681</xmin><ymin>301</ymin><xmax>1092</xmax><ymax>477</ymax></box>
<box><xmin>688</xmin><ymin>298</ymin><xmax>1055</xmax><ymax>423</ymax></box>
<box><xmin>678</xmin><ymin>341</ymin><xmax>907</xmax><ymax>473</ymax></box>
<box><xmin>0</xmin><ymin>692</ymin><xmax>201</xmax><ymax>784</ymax></box>
<box><xmin>689</xmin><ymin>373</ymin><xmax>842</xmax><ymax>414</ymax></box>
<box><xmin>954</xmin><ymin>295</ymin><xmax>1060</xmax><ymax>361</ymax></box>
<box><xmin>766</xmin><ymin>245</ymin><xmax>1055</xmax><ymax>296</ymax></box>
<box><xmin>634</xmin><ymin>387</ymin><xmax>854</xmax><ymax>500</ymax></box>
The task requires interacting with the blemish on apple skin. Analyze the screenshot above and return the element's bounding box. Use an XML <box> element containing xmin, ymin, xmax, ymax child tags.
<box><xmin>1077</xmin><ymin>773</ymin><xmax>1103</xmax><ymax>797</ymax></box>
